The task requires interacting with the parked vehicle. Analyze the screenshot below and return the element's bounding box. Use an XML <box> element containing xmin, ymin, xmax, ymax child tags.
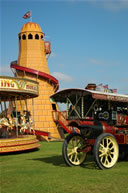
<box><xmin>50</xmin><ymin>83</ymin><xmax>128</xmax><ymax>169</ymax></box>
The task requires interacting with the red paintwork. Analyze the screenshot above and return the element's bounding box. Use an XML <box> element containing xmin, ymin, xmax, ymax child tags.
<box><xmin>24</xmin><ymin>129</ymin><xmax>50</xmax><ymax>137</ymax></box>
<box><xmin>10</xmin><ymin>63</ymin><xmax>59</xmax><ymax>91</ymax></box>
<box><xmin>115</xmin><ymin>134</ymin><xmax>125</xmax><ymax>144</ymax></box>
<box><xmin>58</xmin><ymin>120</ymin><xmax>71</xmax><ymax>134</ymax></box>
<box><xmin>53</xmin><ymin>109</ymin><xmax>128</xmax><ymax>145</ymax></box>
<box><xmin>101</xmin><ymin>122</ymin><xmax>116</xmax><ymax>135</ymax></box>
<box><xmin>35</xmin><ymin>130</ymin><xmax>50</xmax><ymax>137</ymax></box>
<box><xmin>79</xmin><ymin>121</ymin><xmax>94</xmax><ymax>126</ymax></box>
<box><xmin>87</xmin><ymin>139</ymin><xmax>96</xmax><ymax>146</ymax></box>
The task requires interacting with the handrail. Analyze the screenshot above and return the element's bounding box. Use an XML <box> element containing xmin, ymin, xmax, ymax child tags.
<box><xmin>52</xmin><ymin>111</ymin><xmax>73</xmax><ymax>134</ymax></box>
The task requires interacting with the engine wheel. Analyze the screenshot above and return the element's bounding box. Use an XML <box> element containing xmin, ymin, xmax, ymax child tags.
<box><xmin>62</xmin><ymin>133</ymin><xmax>87</xmax><ymax>166</ymax></box>
<box><xmin>94</xmin><ymin>133</ymin><xmax>119</xmax><ymax>169</ymax></box>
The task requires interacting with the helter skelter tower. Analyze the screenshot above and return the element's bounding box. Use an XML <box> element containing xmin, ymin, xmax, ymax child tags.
<box><xmin>11</xmin><ymin>22</ymin><xmax>64</xmax><ymax>140</ymax></box>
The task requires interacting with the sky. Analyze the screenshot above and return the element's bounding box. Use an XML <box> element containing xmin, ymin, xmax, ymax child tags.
<box><xmin>0</xmin><ymin>0</ymin><xmax>128</xmax><ymax>94</ymax></box>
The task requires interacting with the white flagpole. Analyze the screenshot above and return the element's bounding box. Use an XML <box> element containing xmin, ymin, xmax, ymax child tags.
<box><xmin>30</xmin><ymin>10</ymin><xmax>32</xmax><ymax>22</ymax></box>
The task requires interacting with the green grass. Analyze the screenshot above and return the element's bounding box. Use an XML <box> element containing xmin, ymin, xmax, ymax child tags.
<box><xmin>0</xmin><ymin>141</ymin><xmax>128</xmax><ymax>193</ymax></box>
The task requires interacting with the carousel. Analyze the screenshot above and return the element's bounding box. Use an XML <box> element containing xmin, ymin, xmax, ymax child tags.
<box><xmin>0</xmin><ymin>76</ymin><xmax>41</xmax><ymax>153</ymax></box>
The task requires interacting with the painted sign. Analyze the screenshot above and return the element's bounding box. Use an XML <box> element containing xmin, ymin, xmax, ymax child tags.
<box><xmin>92</xmin><ymin>93</ymin><xmax>128</xmax><ymax>103</ymax></box>
<box><xmin>0</xmin><ymin>77</ymin><xmax>39</xmax><ymax>96</ymax></box>
<box><xmin>117</xmin><ymin>114</ymin><xmax>128</xmax><ymax>126</ymax></box>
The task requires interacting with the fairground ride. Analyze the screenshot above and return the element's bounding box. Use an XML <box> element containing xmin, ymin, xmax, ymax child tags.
<box><xmin>0</xmin><ymin>76</ymin><xmax>49</xmax><ymax>153</ymax></box>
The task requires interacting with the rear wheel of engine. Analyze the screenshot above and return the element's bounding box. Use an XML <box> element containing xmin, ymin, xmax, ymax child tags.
<box><xmin>94</xmin><ymin>133</ymin><xmax>119</xmax><ymax>170</ymax></box>
<box><xmin>62</xmin><ymin>133</ymin><xmax>87</xmax><ymax>166</ymax></box>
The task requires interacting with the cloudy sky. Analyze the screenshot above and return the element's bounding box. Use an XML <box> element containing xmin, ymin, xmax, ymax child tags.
<box><xmin>0</xmin><ymin>0</ymin><xmax>128</xmax><ymax>93</ymax></box>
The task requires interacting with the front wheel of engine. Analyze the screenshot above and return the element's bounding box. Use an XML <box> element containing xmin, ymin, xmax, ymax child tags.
<box><xmin>93</xmin><ymin>133</ymin><xmax>119</xmax><ymax>170</ymax></box>
<box><xmin>62</xmin><ymin>133</ymin><xmax>87</xmax><ymax>166</ymax></box>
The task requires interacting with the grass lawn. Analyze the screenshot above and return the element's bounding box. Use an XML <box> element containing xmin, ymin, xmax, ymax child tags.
<box><xmin>0</xmin><ymin>141</ymin><xmax>128</xmax><ymax>193</ymax></box>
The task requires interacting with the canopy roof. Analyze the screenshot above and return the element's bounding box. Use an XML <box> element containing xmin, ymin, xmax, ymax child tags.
<box><xmin>0</xmin><ymin>76</ymin><xmax>39</xmax><ymax>101</ymax></box>
<box><xmin>50</xmin><ymin>88</ymin><xmax>128</xmax><ymax>103</ymax></box>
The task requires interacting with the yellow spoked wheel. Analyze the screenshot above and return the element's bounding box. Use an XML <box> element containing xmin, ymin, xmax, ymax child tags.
<box><xmin>62</xmin><ymin>133</ymin><xmax>87</xmax><ymax>166</ymax></box>
<box><xmin>94</xmin><ymin>133</ymin><xmax>119</xmax><ymax>169</ymax></box>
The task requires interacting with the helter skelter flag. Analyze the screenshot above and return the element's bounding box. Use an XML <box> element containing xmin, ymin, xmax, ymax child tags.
<box><xmin>23</xmin><ymin>11</ymin><xmax>31</xmax><ymax>19</ymax></box>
